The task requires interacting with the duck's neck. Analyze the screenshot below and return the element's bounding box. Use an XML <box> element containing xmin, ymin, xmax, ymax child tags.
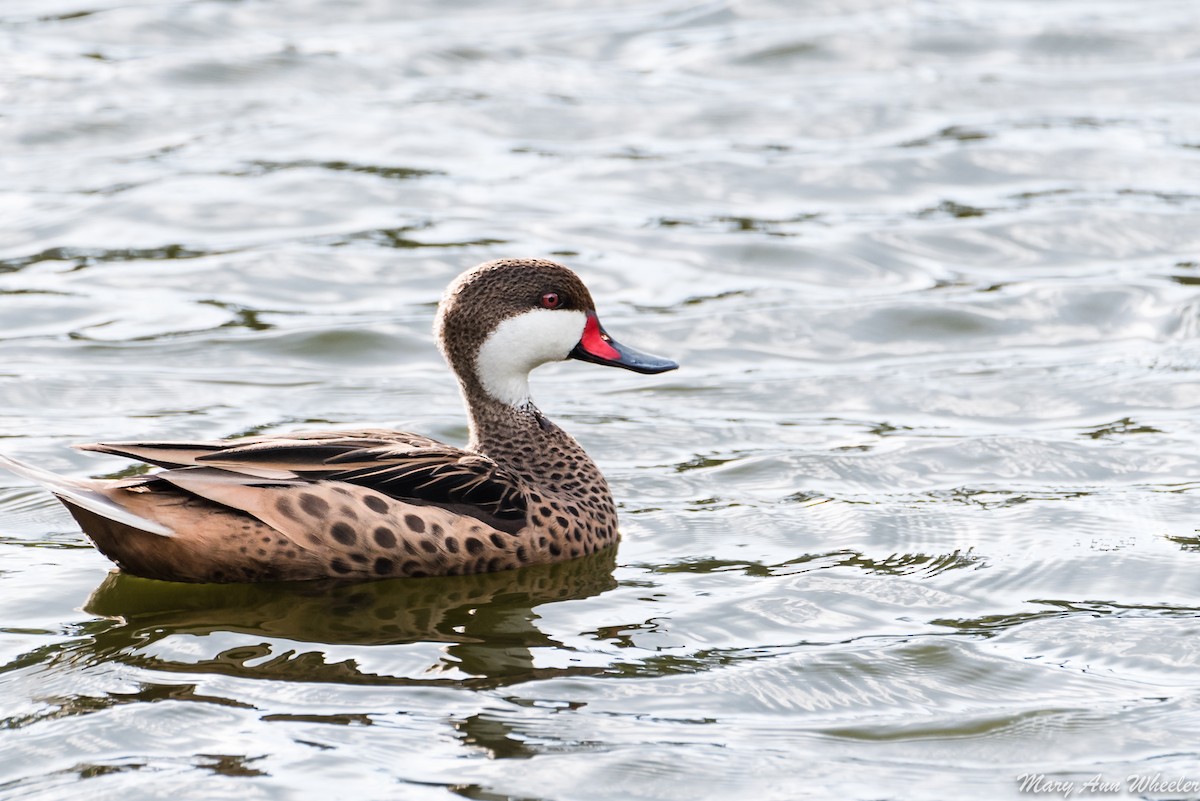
<box><xmin>464</xmin><ymin>390</ymin><xmax>605</xmax><ymax>492</ymax></box>
<box><xmin>467</xmin><ymin>392</ymin><xmax>556</xmax><ymax>461</ymax></box>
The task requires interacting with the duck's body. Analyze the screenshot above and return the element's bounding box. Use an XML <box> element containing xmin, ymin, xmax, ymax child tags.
<box><xmin>0</xmin><ymin>259</ymin><xmax>676</xmax><ymax>583</ymax></box>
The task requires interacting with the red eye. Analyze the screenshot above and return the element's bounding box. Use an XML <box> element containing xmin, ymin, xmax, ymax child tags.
<box><xmin>540</xmin><ymin>292</ymin><xmax>561</xmax><ymax>309</ymax></box>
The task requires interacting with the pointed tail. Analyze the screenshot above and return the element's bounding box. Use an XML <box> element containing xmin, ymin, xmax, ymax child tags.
<box><xmin>0</xmin><ymin>452</ymin><xmax>175</xmax><ymax>537</ymax></box>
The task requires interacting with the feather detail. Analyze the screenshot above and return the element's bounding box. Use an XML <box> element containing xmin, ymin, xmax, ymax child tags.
<box><xmin>0</xmin><ymin>453</ymin><xmax>175</xmax><ymax>537</ymax></box>
<box><xmin>83</xmin><ymin>431</ymin><xmax>528</xmax><ymax>530</ymax></box>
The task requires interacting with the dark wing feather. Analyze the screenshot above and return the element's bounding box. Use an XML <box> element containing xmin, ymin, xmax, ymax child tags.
<box><xmin>196</xmin><ymin>442</ymin><xmax>375</xmax><ymax>470</ymax></box>
<box><xmin>75</xmin><ymin>440</ymin><xmax>227</xmax><ymax>469</ymax></box>
<box><xmin>80</xmin><ymin>430</ymin><xmax>527</xmax><ymax>530</ymax></box>
<box><xmin>77</xmin><ymin>429</ymin><xmax>445</xmax><ymax>470</ymax></box>
<box><xmin>327</xmin><ymin>450</ymin><xmax>528</xmax><ymax>523</ymax></box>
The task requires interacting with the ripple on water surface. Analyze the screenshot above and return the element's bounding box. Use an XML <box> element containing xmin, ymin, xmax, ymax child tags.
<box><xmin>3</xmin><ymin>0</ymin><xmax>1200</xmax><ymax>800</ymax></box>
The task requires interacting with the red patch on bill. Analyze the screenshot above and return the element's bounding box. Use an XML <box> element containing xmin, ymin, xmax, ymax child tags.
<box><xmin>580</xmin><ymin>315</ymin><xmax>620</xmax><ymax>361</ymax></box>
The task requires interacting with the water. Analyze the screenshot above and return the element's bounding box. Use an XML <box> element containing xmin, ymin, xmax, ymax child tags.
<box><xmin>2</xmin><ymin>0</ymin><xmax>1200</xmax><ymax>798</ymax></box>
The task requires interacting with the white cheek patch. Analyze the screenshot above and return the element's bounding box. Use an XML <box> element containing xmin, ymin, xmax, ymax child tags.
<box><xmin>475</xmin><ymin>309</ymin><xmax>587</xmax><ymax>407</ymax></box>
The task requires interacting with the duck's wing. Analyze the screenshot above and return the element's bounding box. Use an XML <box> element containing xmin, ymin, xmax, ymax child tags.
<box><xmin>75</xmin><ymin>429</ymin><xmax>443</xmax><ymax>472</ymax></box>
<box><xmin>323</xmin><ymin>446</ymin><xmax>528</xmax><ymax>525</ymax></box>
<box><xmin>79</xmin><ymin>430</ymin><xmax>529</xmax><ymax>531</ymax></box>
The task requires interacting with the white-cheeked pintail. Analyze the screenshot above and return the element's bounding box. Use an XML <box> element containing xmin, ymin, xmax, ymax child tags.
<box><xmin>0</xmin><ymin>258</ymin><xmax>678</xmax><ymax>582</ymax></box>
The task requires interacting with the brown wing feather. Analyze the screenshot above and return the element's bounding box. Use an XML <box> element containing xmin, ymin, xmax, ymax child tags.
<box><xmin>75</xmin><ymin>429</ymin><xmax>445</xmax><ymax>469</ymax></box>
<box><xmin>80</xmin><ymin>429</ymin><xmax>528</xmax><ymax>530</ymax></box>
<box><xmin>74</xmin><ymin>440</ymin><xmax>227</xmax><ymax>469</ymax></box>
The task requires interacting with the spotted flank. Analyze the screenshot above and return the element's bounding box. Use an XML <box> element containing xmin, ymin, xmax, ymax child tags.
<box><xmin>0</xmin><ymin>258</ymin><xmax>677</xmax><ymax>582</ymax></box>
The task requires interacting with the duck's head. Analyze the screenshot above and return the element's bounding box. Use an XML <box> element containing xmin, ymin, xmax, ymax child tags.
<box><xmin>436</xmin><ymin>258</ymin><xmax>678</xmax><ymax>408</ymax></box>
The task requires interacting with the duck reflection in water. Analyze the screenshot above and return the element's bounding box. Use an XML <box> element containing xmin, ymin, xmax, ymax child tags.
<box><xmin>77</xmin><ymin>549</ymin><xmax>618</xmax><ymax>687</ymax></box>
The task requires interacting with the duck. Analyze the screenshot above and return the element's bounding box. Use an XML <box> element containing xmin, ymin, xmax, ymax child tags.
<box><xmin>0</xmin><ymin>258</ymin><xmax>677</xmax><ymax>583</ymax></box>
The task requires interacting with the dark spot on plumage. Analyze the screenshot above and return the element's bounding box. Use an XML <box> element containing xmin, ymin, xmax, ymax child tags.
<box><xmin>374</xmin><ymin>557</ymin><xmax>393</xmax><ymax>575</ymax></box>
<box><xmin>539</xmin><ymin>506</ymin><xmax>551</xmax><ymax>518</ymax></box>
<box><xmin>516</xmin><ymin>545</ymin><xmax>528</xmax><ymax>562</ymax></box>
<box><xmin>553</xmin><ymin>461</ymin><xmax>566</xmax><ymax>469</ymax></box>
<box><xmin>333</xmin><ymin>486</ymin><xmax>352</xmax><ymax>496</ymax></box>
<box><xmin>332</xmin><ymin>444</ymin><xmax>528</xmax><ymax>526</ymax></box>
<box><xmin>572</xmin><ymin>530</ymin><xmax>583</xmax><ymax>542</ymax></box>
<box><xmin>555</xmin><ymin>515</ymin><xmax>569</xmax><ymax>529</ymax></box>
<box><xmin>489</xmin><ymin>533</ymin><xmax>506</xmax><ymax>549</ymax></box>
<box><xmin>531</xmin><ymin>515</ymin><xmax>542</xmax><ymax>526</ymax></box>
<box><xmin>566</xmin><ymin>505</ymin><xmax>579</xmax><ymax>516</ymax></box>
<box><xmin>549</xmin><ymin>543</ymin><xmax>562</xmax><ymax>556</ymax></box>
<box><xmin>403</xmin><ymin>541</ymin><xmax>418</xmax><ymax>555</ymax></box>
<box><xmin>474</xmin><ymin>557</ymin><xmax>488</xmax><ymax>573</ymax></box>
<box><xmin>538</xmin><ymin>536</ymin><xmax>547</xmax><ymax>547</ymax></box>
<box><xmin>351</xmin><ymin>552</ymin><xmax>369</xmax><ymax>564</ymax></box>
<box><xmin>570</xmin><ymin>548</ymin><xmax>580</xmax><ymax>558</ymax></box>
<box><xmin>239</xmin><ymin>546</ymin><xmax>247</xmax><ymax>554</ymax></box>
<box><xmin>331</xmin><ymin>522</ymin><xmax>356</xmax><ymax>546</ymax></box>
<box><xmin>446</xmin><ymin>537</ymin><xmax>459</xmax><ymax>553</ymax></box>
<box><xmin>420</xmin><ymin>539</ymin><xmax>438</xmax><ymax>554</ymax></box>
<box><xmin>300</xmin><ymin>493</ymin><xmax>329</xmax><ymax>517</ymax></box>
<box><xmin>487</xmin><ymin>557</ymin><xmax>502</xmax><ymax>571</ymax></box>
<box><xmin>402</xmin><ymin>560</ymin><xmax>420</xmax><ymax>574</ymax></box>
<box><xmin>276</xmin><ymin>497</ymin><xmax>300</xmax><ymax>521</ymax></box>
<box><xmin>465</xmin><ymin>537</ymin><xmax>484</xmax><ymax>555</ymax></box>
<box><xmin>431</xmin><ymin>523</ymin><xmax>444</xmax><ymax>538</ymax></box>
<box><xmin>340</xmin><ymin>505</ymin><xmax>358</xmax><ymax>521</ymax></box>
<box><xmin>529</xmin><ymin>493</ymin><xmax>542</xmax><ymax>503</ymax></box>
<box><xmin>364</xmin><ymin>495</ymin><xmax>389</xmax><ymax>514</ymax></box>
<box><xmin>374</xmin><ymin>527</ymin><xmax>396</xmax><ymax>548</ymax></box>
<box><xmin>257</xmin><ymin>548</ymin><xmax>266</xmax><ymax>556</ymax></box>
<box><xmin>405</xmin><ymin>514</ymin><xmax>425</xmax><ymax>533</ymax></box>
<box><xmin>331</xmin><ymin>558</ymin><xmax>351</xmax><ymax>574</ymax></box>
<box><xmin>551</xmin><ymin>472</ymin><xmax>563</xmax><ymax>481</ymax></box>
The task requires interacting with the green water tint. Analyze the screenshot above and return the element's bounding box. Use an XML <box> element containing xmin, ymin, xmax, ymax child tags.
<box><xmin>83</xmin><ymin>552</ymin><xmax>618</xmax><ymax>657</ymax></box>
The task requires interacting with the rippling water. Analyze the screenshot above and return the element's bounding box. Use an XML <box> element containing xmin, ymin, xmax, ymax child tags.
<box><xmin>3</xmin><ymin>1</ymin><xmax>1200</xmax><ymax>798</ymax></box>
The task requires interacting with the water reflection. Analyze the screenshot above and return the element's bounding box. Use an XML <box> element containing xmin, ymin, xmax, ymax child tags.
<box><xmin>75</xmin><ymin>551</ymin><xmax>617</xmax><ymax>686</ymax></box>
<box><xmin>0</xmin><ymin>244</ymin><xmax>220</xmax><ymax>274</ymax></box>
<box><xmin>1</xmin><ymin>552</ymin><xmax>618</xmax><ymax>733</ymax></box>
<box><xmin>650</xmin><ymin>547</ymin><xmax>983</xmax><ymax>578</ymax></box>
<box><xmin>455</xmin><ymin>712</ymin><xmax>540</xmax><ymax>760</ymax></box>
